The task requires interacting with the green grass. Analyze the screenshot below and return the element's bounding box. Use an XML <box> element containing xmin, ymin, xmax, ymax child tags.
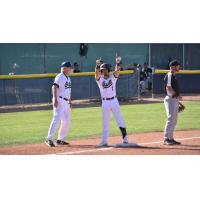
<box><xmin>0</xmin><ymin>101</ymin><xmax>200</xmax><ymax>147</ymax></box>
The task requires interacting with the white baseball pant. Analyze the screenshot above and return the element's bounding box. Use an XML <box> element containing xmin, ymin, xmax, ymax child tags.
<box><xmin>47</xmin><ymin>98</ymin><xmax>71</xmax><ymax>141</ymax></box>
<box><xmin>101</xmin><ymin>98</ymin><xmax>126</xmax><ymax>144</ymax></box>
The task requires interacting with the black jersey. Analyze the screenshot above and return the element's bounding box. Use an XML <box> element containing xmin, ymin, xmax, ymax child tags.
<box><xmin>144</xmin><ymin>68</ymin><xmax>152</xmax><ymax>77</ymax></box>
<box><xmin>140</xmin><ymin>71</ymin><xmax>147</xmax><ymax>81</ymax></box>
<box><xmin>164</xmin><ymin>72</ymin><xmax>180</xmax><ymax>97</ymax></box>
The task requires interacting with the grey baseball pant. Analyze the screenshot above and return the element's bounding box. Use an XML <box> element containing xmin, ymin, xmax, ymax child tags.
<box><xmin>164</xmin><ymin>96</ymin><xmax>179</xmax><ymax>140</ymax></box>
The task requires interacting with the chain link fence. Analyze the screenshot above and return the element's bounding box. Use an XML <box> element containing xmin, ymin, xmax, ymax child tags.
<box><xmin>0</xmin><ymin>71</ymin><xmax>138</xmax><ymax>106</ymax></box>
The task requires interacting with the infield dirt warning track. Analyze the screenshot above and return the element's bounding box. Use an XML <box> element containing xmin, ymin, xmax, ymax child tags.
<box><xmin>0</xmin><ymin>130</ymin><xmax>200</xmax><ymax>155</ymax></box>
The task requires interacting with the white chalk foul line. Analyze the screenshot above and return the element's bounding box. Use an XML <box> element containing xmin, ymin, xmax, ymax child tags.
<box><xmin>53</xmin><ymin>147</ymin><xmax>114</xmax><ymax>155</ymax></box>
<box><xmin>139</xmin><ymin>136</ymin><xmax>200</xmax><ymax>145</ymax></box>
<box><xmin>50</xmin><ymin>135</ymin><xmax>200</xmax><ymax>155</ymax></box>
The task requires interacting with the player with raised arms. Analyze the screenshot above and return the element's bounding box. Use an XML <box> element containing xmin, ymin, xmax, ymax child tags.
<box><xmin>95</xmin><ymin>57</ymin><xmax>130</xmax><ymax>147</ymax></box>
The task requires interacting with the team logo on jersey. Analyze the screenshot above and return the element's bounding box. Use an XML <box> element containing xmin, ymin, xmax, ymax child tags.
<box><xmin>64</xmin><ymin>81</ymin><xmax>71</xmax><ymax>89</ymax></box>
<box><xmin>102</xmin><ymin>80</ymin><xmax>112</xmax><ymax>89</ymax></box>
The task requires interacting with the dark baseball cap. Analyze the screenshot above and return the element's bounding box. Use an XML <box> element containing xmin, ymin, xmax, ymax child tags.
<box><xmin>61</xmin><ymin>61</ymin><xmax>71</xmax><ymax>67</ymax></box>
<box><xmin>169</xmin><ymin>60</ymin><xmax>180</xmax><ymax>67</ymax></box>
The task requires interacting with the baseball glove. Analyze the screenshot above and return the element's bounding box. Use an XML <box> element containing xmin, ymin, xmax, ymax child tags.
<box><xmin>178</xmin><ymin>102</ymin><xmax>185</xmax><ymax>113</ymax></box>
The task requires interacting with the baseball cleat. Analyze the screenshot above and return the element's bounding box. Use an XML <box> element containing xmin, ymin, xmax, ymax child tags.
<box><xmin>56</xmin><ymin>140</ymin><xmax>70</xmax><ymax>145</ymax></box>
<box><xmin>170</xmin><ymin>139</ymin><xmax>181</xmax><ymax>145</ymax></box>
<box><xmin>97</xmin><ymin>142</ymin><xmax>108</xmax><ymax>147</ymax></box>
<box><xmin>164</xmin><ymin>139</ymin><xmax>173</xmax><ymax>145</ymax></box>
<box><xmin>45</xmin><ymin>140</ymin><xmax>55</xmax><ymax>147</ymax></box>
<box><xmin>123</xmin><ymin>136</ymin><xmax>129</xmax><ymax>144</ymax></box>
<box><xmin>164</xmin><ymin>138</ymin><xmax>181</xmax><ymax>145</ymax></box>
<box><xmin>123</xmin><ymin>140</ymin><xmax>129</xmax><ymax>144</ymax></box>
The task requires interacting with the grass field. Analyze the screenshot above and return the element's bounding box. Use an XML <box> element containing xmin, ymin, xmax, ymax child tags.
<box><xmin>0</xmin><ymin>101</ymin><xmax>200</xmax><ymax>147</ymax></box>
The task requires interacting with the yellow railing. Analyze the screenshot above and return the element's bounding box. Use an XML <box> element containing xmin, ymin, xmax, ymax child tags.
<box><xmin>1</xmin><ymin>69</ymin><xmax>200</xmax><ymax>80</ymax></box>
<box><xmin>155</xmin><ymin>70</ymin><xmax>200</xmax><ymax>74</ymax></box>
<box><xmin>0</xmin><ymin>70</ymin><xmax>135</xmax><ymax>80</ymax></box>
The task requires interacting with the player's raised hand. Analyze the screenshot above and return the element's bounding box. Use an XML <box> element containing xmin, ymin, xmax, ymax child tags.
<box><xmin>116</xmin><ymin>56</ymin><xmax>122</xmax><ymax>66</ymax></box>
<box><xmin>95</xmin><ymin>58</ymin><xmax>103</xmax><ymax>71</ymax></box>
<box><xmin>95</xmin><ymin>58</ymin><xmax>103</xmax><ymax>80</ymax></box>
<box><xmin>114</xmin><ymin>56</ymin><xmax>122</xmax><ymax>77</ymax></box>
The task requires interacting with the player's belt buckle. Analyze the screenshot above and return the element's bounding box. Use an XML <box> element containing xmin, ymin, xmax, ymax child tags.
<box><xmin>59</xmin><ymin>96</ymin><xmax>69</xmax><ymax>101</ymax></box>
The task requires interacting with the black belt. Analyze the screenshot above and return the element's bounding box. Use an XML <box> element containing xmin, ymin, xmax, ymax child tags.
<box><xmin>59</xmin><ymin>96</ymin><xmax>69</xmax><ymax>101</ymax></box>
<box><xmin>102</xmin><ymin>96</ymin><xmax>116</xmax><ymax>100</ymax></box>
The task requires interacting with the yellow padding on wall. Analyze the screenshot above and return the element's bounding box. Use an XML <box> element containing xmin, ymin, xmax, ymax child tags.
<box><xmin>0</xmin><ymin>70</ymin><xmax>135</xmax><ymax>80</ymax></box>
<box><xmin>155</xmin><ymin>70</ymin><xmax>200</xmax><ymax>74</ymax></box>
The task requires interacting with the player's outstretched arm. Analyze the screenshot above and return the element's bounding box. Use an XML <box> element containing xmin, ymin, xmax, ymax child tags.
<box><xmin>114</xmin><ymin>65</ymin><xmax>120</xmax><ymax>78</ymax></box>
<box><xmin>95</xmin><ymin>67</ymin><xmax>101</xmax><ymax>80</ymax></box>
<box><xmin>114</xmin><ymin>56</ymin><xmax>122</xmax><ymax>78</ymax></box>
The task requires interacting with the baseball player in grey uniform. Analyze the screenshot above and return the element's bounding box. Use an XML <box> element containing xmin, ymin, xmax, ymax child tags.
<box><xmin>45</xmin><ymin>61</ymin><xmax>72</xmax><ymax>147</ymax></box>
<box><xmin>95</xmin><ymin>57</ymin><xmax>129</xmax><ymax>147</ymax></box>
<box><xmin>163</xmin><ymin>60</ymin><xmax>182</xmax><ymax>145</ymax></box>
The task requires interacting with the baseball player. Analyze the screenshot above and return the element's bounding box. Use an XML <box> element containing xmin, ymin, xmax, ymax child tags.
<box><xmin>45</xmin><ymin>61</ymin><xmax>72</xmax><ymax>147</ymax></box>
<box><xmin>143</xmin><ymin>62</ymin><xmax>152</xmax><ymax>91</ymax></box>
<box><xmin>163</xmin><ymin>60</ymin><xmax>182</xmax><ymax>145</ymax></box>
<box><xmin>139</xmin><ymin>66</ymin><xmax>147</xmax><ymax>95</ymax></box>
<box><xmin>95</xmin><ymin>57</ymin><xmax>129</xmax><ymax>146</ymax></box>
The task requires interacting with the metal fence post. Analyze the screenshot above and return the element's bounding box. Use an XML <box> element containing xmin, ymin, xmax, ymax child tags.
<box><xmin>149</xmin><ymin>43</ymin><xmax>151</xmax><ymax>67</ymax></box>
<box><xmin>151</xmin><ymin>67</ymin><xmax>155</xmax><ymax>99</ymax></box>
<box><xmin>137</xmin><ymin>68</ymin><xmax>141</xmax><ymax>101</ymax></box>
<box><xmin>183</xmin><ymin>43</ymin><xmax>185</xmax><ymax>70</ymax></box>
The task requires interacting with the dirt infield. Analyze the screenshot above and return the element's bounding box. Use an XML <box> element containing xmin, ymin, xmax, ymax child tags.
<box><xmin>0</xmin><ymin>130</ymin><xmax>200</xmax><ymax>155</ymax></box>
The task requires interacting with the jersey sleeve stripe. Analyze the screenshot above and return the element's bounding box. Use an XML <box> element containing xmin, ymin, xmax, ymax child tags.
<box><xmin>53</xmin><ymin>83</ymin><xmax>59</xmax><ymax>88</ymax></box>
<box><xmin>113</xmin><ymin>73</ymin><xmax>118</xmax><ymax>78</ymax></box>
